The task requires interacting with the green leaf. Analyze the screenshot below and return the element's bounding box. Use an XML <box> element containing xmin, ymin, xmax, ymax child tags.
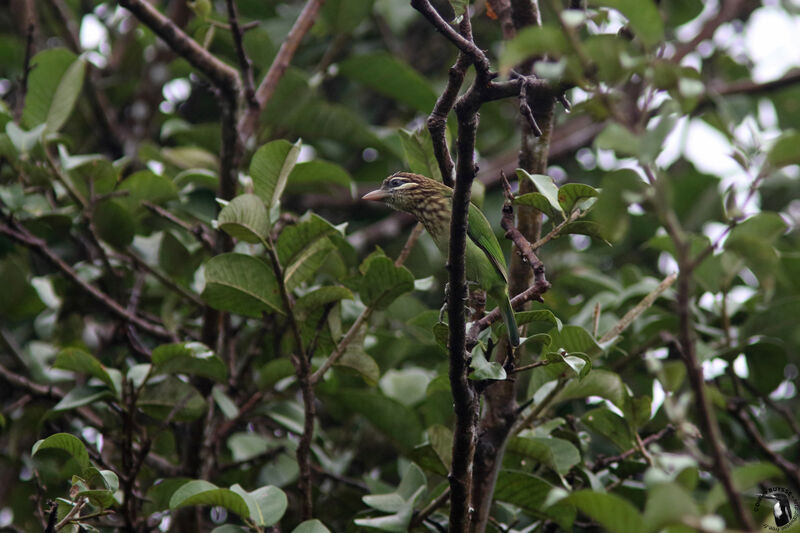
<box><xmin>559</xmin><ymin>221</ymin><xmax>608</xmax><ymax>243</ymax></box>
<box><xmin>161</xmin><ymin>146</ymin><xmax>219</xmax><ymax>170</ymax></box>
<box><xmin>469</xmin><ymin>347</ymin><xmax>507</xmax><ymax>380</ymax></box>
<box><xmin>547</xmin><ymin>325</ymin><xmax>604</xmax><ymax>358</ymax></box>
<box><xmin>589</xmin><ymin>0</ymin><xmax>664</xmax><ymax>48</ymax></box>
<box><xmin>117</xmin><ymin>170</ymin><xmax>178</xmax><ymax>210</ymax></box>
<box><xmin>582</xmin><ymin>407</ymin><xmax>634</xmax><ymax>451</ymax></box>
<box><xmin>321</xmin><ymin>0</ymin><xmax>375</xmax><ymax>33</ymax></box>
<box><xmin>514</xmin><ymin>192</ymin><xmax>555</xmax><ymax>218</ymax></box>
<box><xmin>147</xmin><ymin>478</ymin><xmax>193</xmax><ymax>511</ymax></box>
<box><xmin>92</xmin><ymin>199</ymin><xmax>135</xmax><ymax>249</ymax></box>
<box><xmin>553</xmin><ymin>369</ymin><xmax>629</xmax><ymax>412</ymax></box>
<box><xmin>725</xmin><ymin>213</ymin><xmax>787</xmax><ymax>285</ymax></box>
<box><xmin>745</xmin><ymin>342</ymin><xmax>787</xmax><ymax>395</ymax></box>
<box><xmin>336</xmin><ymin>347</ymin><xmax>381</xmax><ymax>385</ymax></box>
<box><xmin>277</xmin><ymin>214</ymin><xmax>338</xmax><ymax>290</ymax></box>
<box><xmin>558</xmin><ymin>183</ymin><xmax>599</xmax><ymax>213</ymax></box>
<box><xmin>217</xmin><ymin>194</ymin><xmax>269</xmax><ymax>244</ymax></box>
<box><xmin>767</xmin><ymin>131</ymin><xmax>800</xmax><ymax>167</ymax></box>
<box><xmin>202</xmin><ymin>253</ymin><xmax>283</xmax><ymax>317</ymax></box>
<box><xmin>517</xmin><ymin>170</ymin><xmax>564</xmax><ymax>216</ymax></box>
<box><xmin>356</xmin><ymin>463</ymin><xmax>427</xmax><ymax>532</ymax></box>
<box><xmin>339</xmin><ymin>53</ymin><xmax>437</xmax><ymax>113</ymax></box>
<box><xmin>22</xmin><ymin>48</ymin><xmax>76</xmax><ymax>128</ymax></box>
<box><xmin>152</xmin><ymin>342</ymin><xmax>227</xmax><ymax>381</ymax></box>
<box><xmin>399</xmin><ymin>128</ymin><xmax>443</xmax><ymax>182</ymax></box>
<box><xmin>292</xmin><ymin>519</ymin><xmax>331</xmax><ymax>533</ymax></box>
<box><xmin>500</xmin><ymin>25</ymin><xmax>569</xmax><ymax>74</ymax></box>
<box><xmin>643</xmin><ymin>483</ymin><xmax>698</xmax><ymax>533</ymax></box>
<box><xmin>32</xmin><ymin>433</ymin><xmax>90</xmax><ymax>471</ymax></box>
<box><xmin>230</xmin><ymin>484</ymin><xmax>288</xmax><ymax>526</ymax></box>
<box><xmin>286</xmin><ymin>160</ymin><xmax>352</xmax><ymax>195</ymax></box>
<box><xmin>595</xmin><ymin>122</ymin><xmax>642</xmax><ymax>157</ymax></box>
<box><xmin>46</xmin><ymin>57</ymin><xmax>86</xmax><ymax>133</ymax></box>
<box><xmin>53</xmin><ymin>347</ymin><xmax>117</xmax><ymax>390</ymax></box>
<box><xmin>169</xmin><ymin>480</ymin><xmax>250</xmax><ymax>517</ymax></box>
<box><xmin>515</xmin><ymin>309</ymin><xmax>563</xmax><ymax>331</ymax></box>
<box><xmin>53</xmin><ymin>385</ymin><xmax>113</xmax><ymax>412</ymax></box>
<box><xmin>339</xmin><ymin>389</ymin><xmax>423</xmax><ymax>451</ymax></box>
<box><xmin>507</xmin><ymin>436</ymin><xmax>581</xmax><ymax>475</ymax></box>
<box><xmin>567</xmin><ymin>490</ymin><xmax>645</xmax><ymax>533</ymax></box>
<box><xmin>426</xmin><ymin>425</ymin><xmax>453</xmax><ymax>471</ymax></box>
<box><xmin>379</xmin><ymin>368</ymin><xmax>431</xmax><ymax>407</ymax></box>
<box><xmin>138</xmin><ymin>377</ymin><xmax>206</xmax><ymax>421</ymax></box>
<box><xmin>251</xmin><ymin>139</ymin><xmax>302</xmax><ymax>209</ymax></box>
<box><xmin>591</xmin><ymin>169</ymin><xmax>647</xmax><ymax>242</ymax></box>
<box><xmin>448</xmin><ymin>0</ymin><xmax>467</xmax><ymax>20</ymax></box>
<box><xmin>5</xmin><ymin>122</ymin><xmax>45</xmax><ymax>153</ymax></box>
<box><xmin>359</xmin><ymin>254</ymin><xmax>415</xmax><ymax>310</ymax></box>
<box><xmin>493</xmin><ymin>470</ymin><xmax>576</xmax><ymax>530</ymax></box>
<box><xmin>295</xmin><ymin>286</ymin><xmax>353</xmax><ymax>318</ymax></box>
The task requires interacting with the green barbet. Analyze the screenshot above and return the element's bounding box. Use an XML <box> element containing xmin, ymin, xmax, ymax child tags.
<box><xmin>363</xmin><ymin>172</ymin><xmax>520</xmax><ymax>346</ymax></box>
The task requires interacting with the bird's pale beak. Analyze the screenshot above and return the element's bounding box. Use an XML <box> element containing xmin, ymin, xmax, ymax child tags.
<box><xmin>362</xmin><ymin>189</ymin><xmax>388</xmax><ymax>202</ymax></box>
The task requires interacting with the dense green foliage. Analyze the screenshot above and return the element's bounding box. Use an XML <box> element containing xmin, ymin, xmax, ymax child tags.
<box><xmin>1</xmin><ymin>0</ymin><xmax>799</xmax><ymax>532</ymax></box>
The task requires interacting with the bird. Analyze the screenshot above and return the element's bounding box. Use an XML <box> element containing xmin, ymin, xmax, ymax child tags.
<box><xmin>362</xmin><ymin>172</ymin><xmax>520</xmax><ymax>347</ymax></box>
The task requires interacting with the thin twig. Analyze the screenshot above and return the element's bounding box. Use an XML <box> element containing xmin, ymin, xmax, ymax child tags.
<box><xmin>14</xmin><ymin>23</ymin><xmax>35</xmax><ymax>122</ymax></box>
<box><xmin>237</xmin><ymin>0</ymin><xmax>326</xmax><ymax>142</ymax></box>
<box><xmin>727</xmin><ymin>401</ymin><xmax>800</xmax><ymax>488</ymax></box>
<box><xmin>264</xmin><ymin>233</ymin><xmax>315</xmax><ymax>520</ymax></box>
<box><xmin>598</xmin><ymin>273</ymin><xmax>677</xmax><ymax>344</ymax></box>
<box><xmin>0</xmin><ymin>222</ymin><xmax>175</xmax><ymax>341</ymax></box>
<box><xmin>311</xmin><ymin>222</ymin><xmax>421</xmax><ymax>384</ymax></box>
<box><xmin>225</xmin><ymin>0</ymin><xmax>256</xmax><ymax>107</ymax></box>
<box><xmin>592</xmin><ymin>425</ymin><xmax>675</xmax><ymax>471</ymax></box>
<box><xmin>54</xmin><ymin>498</ymin><xmax>86</xmax><ymax>531</ymax></box>
<box><xmin>410</xmin><ymin>487</ymin><xmax>451</xmax><ymax>528</ymax></box>
<box><xmin>394</xmin><ymin>222</ymin><xmax>424</xmax><ymax>266</ymax></box>
<box><xmin>117</xmin><ymin>0</ymin><xmax>239</xmax><ymax>94</ymax></box>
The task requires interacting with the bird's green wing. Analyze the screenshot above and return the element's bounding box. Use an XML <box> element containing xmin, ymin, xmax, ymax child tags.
<box><xmin>467</xmin><ymin>203</ymin><xmax>509</xmax><ymax>284</ymax></box>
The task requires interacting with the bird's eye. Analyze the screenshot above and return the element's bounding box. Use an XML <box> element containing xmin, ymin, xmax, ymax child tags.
<box><xmin>389</xmin><ymin>178</ymin><xmax>404</xmax><ymax>188</ymax></box>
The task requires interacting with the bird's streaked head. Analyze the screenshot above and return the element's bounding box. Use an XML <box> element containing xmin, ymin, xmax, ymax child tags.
<box><xmin>362</xmin><ymin>172</ymin><xmax>449</xmax><ymax>213</ymax></box>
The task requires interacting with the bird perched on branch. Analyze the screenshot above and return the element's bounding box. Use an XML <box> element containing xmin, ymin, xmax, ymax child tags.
<box><xmin>363</xmin><ymin>172</ymin><xmax>520</xmax><ymax>346</ymax></box>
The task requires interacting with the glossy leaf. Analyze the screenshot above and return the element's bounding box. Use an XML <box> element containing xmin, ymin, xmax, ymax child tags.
<box><xmin>22</xmin><ymin>48</ymin><xmax>76</xmax><ymax>128</ymax></box>
<box><xmin>53</xmin><ymin>347</ymin><xmax>117</xmax><ymax>390</ymax></box>
<box><xmin>359</xmin><ymin>254</ymin><xmax>415</xmax><ymax>310</ymax></box>
<box><xmin>518</xmin><ymin>170</ymin><xmax>564</xmax><ymax>216</ymax></box>
<box><xmin>567</xmin><ymin>490</ymin><xmax>645</xmax><ymax>533</ymax></box>
<box><xmin>32</xmin><ymin>433</ymin><xmax>90</xmax><ymax>471</ymax></box>
<box><xmin>217</xmin><ymin>194</ymin><xmax>269</xmax><ymax>244</ymax></box>
<box><xmin>152</xmin><ymin>342</ymin><xmax>227</xmax><ymax>381</ymax></box>
<box><xmin>493</xmin><ymin>470</ymin><xmax>576</xmax><ymax>530</ymax></box>
<box><xmin>399</xmin><ymin>127</ymin><xmax>443</xmax><ymax>182</ymax></box>
<box><xmin>276</xmin><ymin>214</ymin><xmax>339</xmax><ymax>290</ymax></box>
<box><xmin>507</xmin><ymin>436</ymin><xmax>581</xmax><ymax>475</ymax></box>
<box><xmin>46</xmin><ymin>57</ymin><xmax>86</xmax><ymax>133</ymax></box>
<box><xmin>251</xmin><ymin>139</ymin><xmax>302</xmax><ymax>209</ymax></box>
<box><xmin>286</xmin><ymin>160</ymin><xmax>352</xmax><ymax>195</ymax></box>
<box><xmin>202</xmin><ymin>253</ymin><xmax>283</xmax><ymax>317</ymax></box>
<box><xmin>339</xmin><ymin>52</ymin><xmax>437</xmax><ymax>113</ymax></box>
<box><xmin>558</xmin><ymin>183</ymin><xmax>599</xmax><ymax>213</ymax></box>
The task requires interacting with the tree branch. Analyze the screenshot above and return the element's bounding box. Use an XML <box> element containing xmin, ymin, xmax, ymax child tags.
<box><xmin>237</xmin><ymin>0</ymin><xmax>326</xmax><ymax>143</ymax></box>
<box><xmin>117</xmin><ymin>0</ymin><xmax>239</xmax><ymax>95</ymax></box>
<box><xmin>0</xmin><ymin>221</ymin><xmax>175</xmax><ymax>341</ymax></box>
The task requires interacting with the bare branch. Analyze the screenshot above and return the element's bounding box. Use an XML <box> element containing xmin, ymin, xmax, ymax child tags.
<box><xmin>237</xmin><ymin>0</ymin><xmax>327</xmax><ymax>142</ymax></box>
<box><xmin>118</xmin><ymin>0</ymin><xmax>239</xmax><ymax>94</ymax></box>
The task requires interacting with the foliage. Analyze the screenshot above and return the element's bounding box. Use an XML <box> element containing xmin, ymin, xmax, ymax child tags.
<box><xmin>0</xmin><ymin>0</ymin><xmax>799</xmax><ymax>532</ymax></box>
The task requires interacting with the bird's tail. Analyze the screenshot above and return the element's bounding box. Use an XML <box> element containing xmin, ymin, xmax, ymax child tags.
<box><xmin>499</xmin><ymin>293</ymin><xmax>520</xmax><ymax>347</ymax></box>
